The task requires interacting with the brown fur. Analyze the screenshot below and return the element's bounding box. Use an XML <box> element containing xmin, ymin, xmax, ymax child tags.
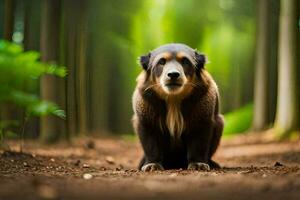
<box><xmin>132</xmin><ymin>43</ymin><xmax>224</xmax><ymax>170</ymax></box>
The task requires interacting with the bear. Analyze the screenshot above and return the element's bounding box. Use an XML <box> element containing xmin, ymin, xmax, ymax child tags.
<box><xmin>132</xmin><ymin>43</ymin><xmax>224</xmax><ymax>172</ymax></box>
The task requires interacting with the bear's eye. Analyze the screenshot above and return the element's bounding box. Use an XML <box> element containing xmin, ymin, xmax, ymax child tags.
<box><xmin>181</xmin><ymin>57</ymin><xmax>191</xmax><ymax>66</ymax></box>
<box><xmin>158</xmin><ymin>58</ymin><xmax>166</xmax><ymax>66</ymax></box>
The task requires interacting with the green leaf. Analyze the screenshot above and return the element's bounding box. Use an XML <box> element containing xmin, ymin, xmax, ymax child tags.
<box><xmin>5</xmin><ymin>131</ymin><xmax>18</xmax><ymax>138</ymax></box>
<box><xmin>0</xmin><ymin>120</ymin><xmax>19</xmax><ymax>129</ymax></box>
<box><xmin>45</xmin><ymin>64</ymin><xmax>67</xmax><ymax>77</ymax></box>
<box><xmin>52</xmin><ymin>109</ymin><xmax>66</xmax><ymax>119</ymax></box>
<box><xmin>27</xmin><ymin>100</ymin><xmax>66</xmax><ymax>119</ymax></box>
<box><xmin>0</xmin><ymin>40</ymin><xmax>66</xmax><ymax>123</ymax></box>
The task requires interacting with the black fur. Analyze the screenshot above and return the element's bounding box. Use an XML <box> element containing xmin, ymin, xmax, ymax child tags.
<box><xmin>136</xmin><ymin>88</ymin><xmax>223</xmax><ymax>170</ymax></box>
<box><xmin>195</xmin><ymin>52</ymin><xmax>206</xmax><ymax>69</ymax></box>
<box><xmin>139</xmin><ymin>53</ymin><xmax>151</xmax><ymax>70</ymax></box>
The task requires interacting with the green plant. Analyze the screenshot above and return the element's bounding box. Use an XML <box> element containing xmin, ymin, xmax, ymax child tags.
<box><xmin>223</xmin><ymin>103</ymin><xmax>253</xmax><ymax>138</ymax></box>
<box><xmin>0</xmin><ymin>40</ymin><xmax>66</xmax><ymax>147</ymax></box>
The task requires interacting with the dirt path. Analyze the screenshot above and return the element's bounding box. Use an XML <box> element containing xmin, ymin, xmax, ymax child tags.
<box><xmin>0</xmin><ymin>135</ymin><xmax>300</xmax><ymax>200</ymax></box>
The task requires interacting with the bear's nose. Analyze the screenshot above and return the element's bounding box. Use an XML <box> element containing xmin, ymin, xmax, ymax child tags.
<box><xmin>167</xmin><ymin>71</ymin><xmax>180</xmax><ymax>79</ymax></box>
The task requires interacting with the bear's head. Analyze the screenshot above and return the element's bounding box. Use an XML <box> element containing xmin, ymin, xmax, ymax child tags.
<box><xmin>139</xmin><ymin>43</ymin><xmax>207</xmax><ymax>100</ymax></box>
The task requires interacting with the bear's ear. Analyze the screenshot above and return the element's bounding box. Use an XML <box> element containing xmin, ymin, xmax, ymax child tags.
<box><xmin>194</xmin><ymin>51</ymin><xmax>206</xmax><ymax>69</ymax></box>
<box><xmin>139</xmin><ymin>53</ymin><xmax>151</xmax><ymax>70</ymax></box>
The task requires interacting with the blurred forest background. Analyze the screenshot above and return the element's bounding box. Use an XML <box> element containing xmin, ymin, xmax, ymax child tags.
<box><xmin>0</xmin><ymin>0</ymin><xmax>299</xmax><ymax>144</ymax></box>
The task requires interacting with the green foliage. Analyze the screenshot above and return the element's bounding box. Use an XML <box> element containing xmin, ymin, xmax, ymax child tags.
<box><xmin>0</xmin><ymin>120</ymin><xmax>19</xmax><ymax>149</ymax></box>
<box><xmin>10</xmin><ymin>91</ymin><xmax>66</xmax><ymax>119</ymax></box>
<box><xmin>223</xmin><ymin>104</ymin><xmax>253</xmax><ymax>138</ymax></box>
<box><xmin>131</xmin><ymin>0</ymin><xmax>256</xmax><ymax>112</ymax></box>
<box><xmin>86</xmin><ymin>0</ymin><xmax>256</xmax><ymax>134</ymax></box>
<box><xmin>0</xmin><ymin>40</ymin><xmax>66</xmax><ymax>141</ymax></box>
<box><xmin>0</xmin><ymin>120</ymin><xmax>18</xmax><ymax>140</ymax></box>
<box><xmin>0</xmin><ymin>40</ymin><xmax>66</xmax><ymax>87</ymax></box>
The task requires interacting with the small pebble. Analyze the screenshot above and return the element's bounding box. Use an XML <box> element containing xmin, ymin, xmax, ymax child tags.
<box><xmin>100</xmin><ymin>167</ymin><xmax>107</xmax><ymax>171</ymax></box>
<box><xmin>262</xmin><ymin>174</ymin><xmax>267</xmax><ymax>178</ymax></box>
<box><xmin>83</xmin><ymin>164</ymin><xmax>90</xmax><ymax>168</ymax></box>
<box><xmin>211</xmin><ymin>172</ymin><xmax>218</xmax><ymax>176</ymax></box>
<box><xmin>105</xmin><ymin>156</ymin><xmax>115</xmax><ymax>164</ymax></box>
<box><xmin>83</xmin><ymin>173</ymin><xmax>93</xmax><ymax>180</ymax></box>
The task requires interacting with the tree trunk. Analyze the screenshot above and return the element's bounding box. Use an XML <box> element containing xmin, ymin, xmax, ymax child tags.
<box><xmin>23</xmin><ymin>0</ymin><xmax>42</xmax><ymax>138</ymax></box>
<box><xmin>0</xmin><ymin>2</ymin><xmax>5</xmax><ymax>38</ymax></box>
<box><xmin>76</xmin><ymin>3</ymin><xmax>88</xmax><ymax>135</ymax></box>
<box><xmin>61</xmin><ymin>0</ymin><xmax>88</xmax><ymax>136</ymax></box>
<box><xmin>24</xmin><ymin>0</ymin><xmax>41</xmax><ymax>51</ymax></box>
<box><xmin>267</xmin><ymin>0</ymin><xmax>280</xmax><ymax>127</ymax></box>
<box><xmin>0</xmin><ymin>0</ymin><xmax>16</xmax><ymax>125</ymax></box>
<box><xmin>274</xmin><ymin>0</ymin><xmax>300</xmax><ymax>137</ymax></box>
<box><xmin>252</xmin><ymin>0</ymin><xmax>279</xmax><ymax>131</ymax></box>
<box><xmin>3</xmin><ymin>0</ymin><xmax>15</xmax><ymax>41</ymax></box>
<box><xmin>40</xmin><ymin>0</ymin><xmax>66</xmax><ymax>143</ymax></box>
<box><xmin>252</xmin><ymin>0</ymin><xmax>271</xmax><ymax>131</ymax></box>
<box><xmin>62</xmin><ymin>0</ymin><xmax>78</xmax><ymax>137</ymax></box>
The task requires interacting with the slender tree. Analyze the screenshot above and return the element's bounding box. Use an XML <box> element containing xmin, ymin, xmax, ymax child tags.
<box><xmin>76</xmin><ymin>5</ymin><xmax>88</xmax><ymax>135</ymax></box>
<box><xmin>252</xmin><ymin>0</ymin><xmax>279</xmax><ymax>131</ymax></box>
<box><xmin>0</xmin><ymin>2</ymin><xmax>4</xmax><ymax>38</ymax></box>
<box><xmin>23</xmin><ymin>0</ymin><xmax>42</xmax><ymax>138</ymax></box>
<box><xmin>1</xmin><ymin>0</ymin><xmax>16</xmax><ymax>123</ymax></box>
<box><xmin>274</xmin><ymin>0</ymin><xmax>300</xmax><ymax>137</ymax></box>
<box><xmin>86</xmin><ymin>1</ymin><xmax>110</xmax><ymax>134</ymax></box>
<box><xmin>24</xmin><ymin>0</ymin><xmax>41</xmax><ymax>51</ymax></box>
<box><xmin>3</xmin><ymin>0</ymin><xmax>15</xmax><ymax>41</ymax></box>
<box><xmin>60</xmin><ymin>0</ymin><xmax>77</xmax><ymax>137</ymax></box>
<box><xmin>61</xmin><ymin>0</ymin><xmax>88</xmax><ymax>136</ymax></box>
<box><xmin>40</xmin><ymin>0</ymin><xmax>65</xmax><ymax>142</ymax></box>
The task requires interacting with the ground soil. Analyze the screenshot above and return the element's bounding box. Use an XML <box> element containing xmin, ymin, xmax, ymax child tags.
<box><xmin>0</xmin><ymin>133</ymin><xmax>300</xmax><ymax>200</ymax></box>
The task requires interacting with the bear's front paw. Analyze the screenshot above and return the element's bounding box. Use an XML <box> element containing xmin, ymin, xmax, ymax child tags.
<box><xmin>188</xmin><ymin>162</ymin><xmax>210</xmax><ymax>171</ymax></box>
<box><xmin>141</xmin><ymin>163</ymin><xmax>164</xmax><ymax>172</ymax></box>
